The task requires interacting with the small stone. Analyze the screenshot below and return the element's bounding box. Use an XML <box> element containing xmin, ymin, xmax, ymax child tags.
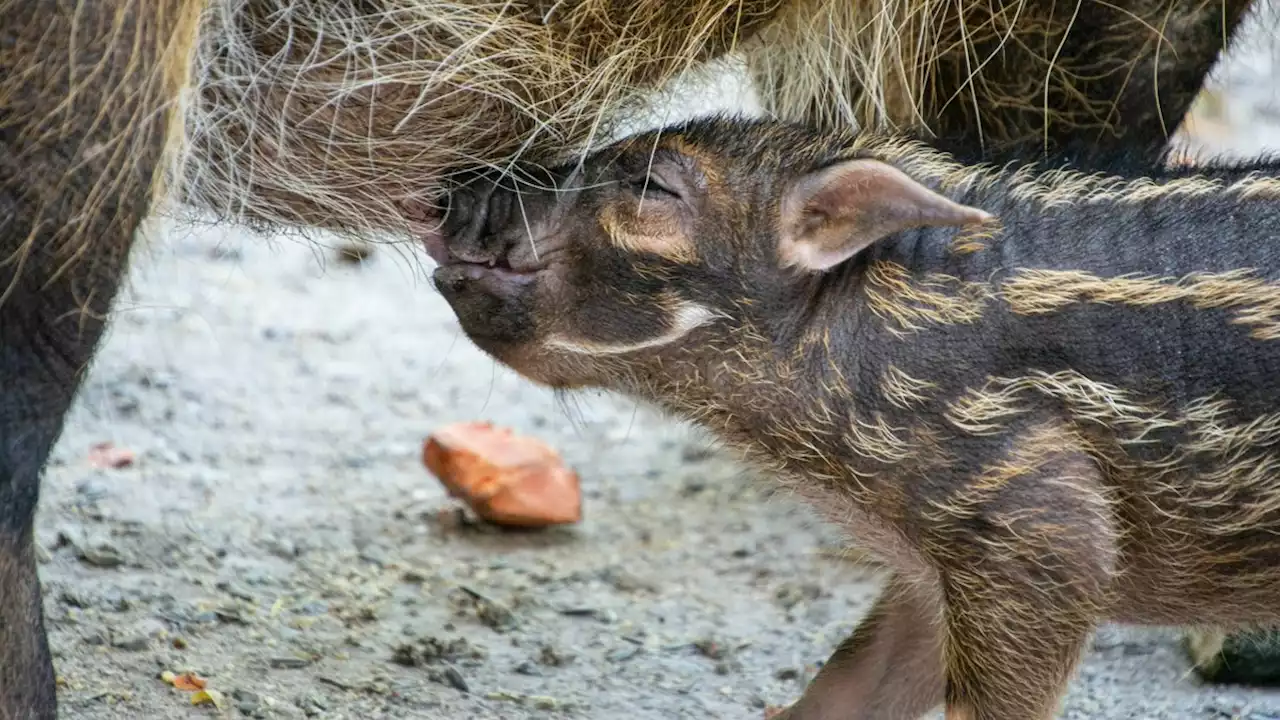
<box><xmin>391</xmin><ymin>645</ymin><xmax>418</xmax><ymax>667</ymax></box>
<box><xmin>358</xmin><ymin>546</ymin><xmax>388</xmax><ymax>567</ymax></box>
<box><xmin>774</xmin><ymin>582</ymin><xmax>824</xmax><ymax>611</ymax></box>
<box><xmin>391</xmin><ymin>636</ymin><xmax>485</xmax><ymax>667</ymax></box>
<box><xmin>402</xmin><ymin>568</ymin><xmax>429</xmax><ymax>584</ymax></box>
<box><xmin>55</xmin><ymin>525</ymin><xmax>84</xmax><ymax>550</ymax></box>
<box><xmin>100</xmin><ymin>589</ymin><xmax>132</xmax><ymax>612</ymax></box>
<box><xmin>513</xmin><ymin>661</ymin><xmax>542</xmax><ymax>676</ymax></box>
<box><xmin>264</xmin><ymin>536</ymin><xmax>297</xmax><ymax>559</ymax></box>
<box><xmin>82</xmin><ymin>632</ymin><xmax>107</xmax><ymax>647</ymax></box>
<box><xmin>537</xmin><ymin>643</ymin><xmax>574</xmax><ymax>667</ymax></box>
<box><xmin>558</xmin><ymin>606</ymin><xmax>599</xmax><ymax>618</ymax></box>
<box><xmin>111</xmin><ymin>633</ymin><xmax>150</xmax><ymax>652</ymax></box>
<box><xmin>775</xmin><ymin>667</ymin><xmax>800</xmax><ymax>681</ymax></box>
<box><xmin>530</xmin><ymin>696</ymin><xmax>560</xmax><ymax>710</ymax></box>
<box><xmin>216</xmin><ymin>581</ymin><xmax>256</xmax><ymax>602</ymax></box>
<box><xmin>607</xmin><ymin>646</ymin><xmax>640</xmax><ymax>663</ymax></box>
<box><xmin>60</xmin><ymin>589</ymin><xmax>94</xmax><ymax>608</ymax></box>
<box><xmin>455</xmin><ymin>588</ymin><xmax>516</xmax><ymax>632</ymax></box>
<box><xmin>439</xmin><ymin>666</ymin><xmax>468</xmax><ymax>693</ymax></box>
<box><xmin>269</xmin><ymin>656</ymin><xmax>312</xmax><ymax>669</ymax></box>
<box><xmin>295</xmin><ymin>602</ymin><xmax>328</xmax><ymax>616</ymax></box>
<box><xmin>296</xmin><ymin>691</ymin><xmax>329</xmax><ymax>715</ymax></box>
<box><xmin>603</xmin><ymin>568</ymin><xmax>657</xmax><ymax>594</ymax></box>
<box><xmin>79</xmin><ymin>542</ymin><xmax>125</xmax><ymax>568</ymax></box>
<box><xmin>694</xmin><ymin>637</ymin><xmax>728</xmax><ymax>660</ymax></box>
<box><xmin>213</xmin><ymin>607</ymin><xmax>248</xmax><ymax>625</ymax></box>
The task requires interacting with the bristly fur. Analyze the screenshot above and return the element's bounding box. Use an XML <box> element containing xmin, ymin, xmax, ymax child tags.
<box><xmin>172</xmin><ymin>0</ymin><xmax>786</xmax><ymax>240</ymax></box>
<box><xmin>1</xmin><ymin>0</ymin><xmax>199</xmax><ymax>287</ymax></box>
<box><xmin>166</xmin><ymin>0</ymin><xmax>1261</xmax><ymax>241</ymax></box>
<box><xmin>1</xmin><ymin>3</ymin><xmax>198</xmax><ymax>716</ymax></box>
<box><xmin>751</xmin><ymin>0</ymin><xmax>1261</xmax><ymax>162</ymax></box>
<box><xmin>427</xmin><ymin>115</ymin><xmax>1280</xmax><ymax>718</ymax></box>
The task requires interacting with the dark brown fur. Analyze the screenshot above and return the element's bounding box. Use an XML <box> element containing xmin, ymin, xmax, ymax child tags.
<box><xmin>754</xmin><ymin>0</ymin><xmax>1259</xmax><ymax>170</ymax></box>
<box><xmin>0</xmin><ymin>1</ymin><xmax>1260</xmax><ymax>717</ymax></box>
<box><xmin>0</xmin><ymin>1</ymin><xmax>195</xmax><ymax>716</ymax></box>
<box><xmin>427</xmin><ymin>117</ymin><xmax>1280</xmax><ymax>719</ymax></box>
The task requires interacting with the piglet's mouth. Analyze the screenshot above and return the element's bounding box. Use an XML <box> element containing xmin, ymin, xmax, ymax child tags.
<box><xmin>405</xmin><ymin>197</ymin><xmax>543</xmax><ymax>287</ymax></box>
<box><xmin>424</xmin><ymin>237</ymin><xmax>545</xmax><ymax>282</ymax></box>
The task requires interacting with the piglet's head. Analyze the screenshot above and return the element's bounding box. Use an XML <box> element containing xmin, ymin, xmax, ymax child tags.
<box><xmin>428</xmin><ymin>118</ymin><xmax>991</xmax><ymax>390</ymax></box>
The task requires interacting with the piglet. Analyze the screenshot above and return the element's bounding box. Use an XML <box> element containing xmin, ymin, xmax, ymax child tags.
<box><xmin>428</xmin><ymin>116</ymin><xmax>1280</xmax><ymax>720</ymax></box>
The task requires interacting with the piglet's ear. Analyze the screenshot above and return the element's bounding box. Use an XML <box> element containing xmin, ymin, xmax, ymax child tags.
<box><xmin>777</xmin><ymin>159</ymin><xmax>993</xmax><ymax>271</ymax></box>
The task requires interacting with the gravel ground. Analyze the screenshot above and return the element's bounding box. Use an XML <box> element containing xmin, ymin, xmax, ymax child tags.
<box><xmin>34</xmin><ymin>5</ymin><xmax>1280</xmax><ymax>719</ymax></box>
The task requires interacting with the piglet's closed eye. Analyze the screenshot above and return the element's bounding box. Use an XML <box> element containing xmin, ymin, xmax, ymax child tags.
<box><xmin>777</xmin><ymin>158</ymin><xmax>994</xmax><ymax>271</ymax></box>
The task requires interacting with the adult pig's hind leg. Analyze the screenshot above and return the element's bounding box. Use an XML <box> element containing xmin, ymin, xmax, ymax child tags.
<box><xmin>0</xmin><ymin>1</ymin><xmax>193</xmax><ymax>716</ymax></box>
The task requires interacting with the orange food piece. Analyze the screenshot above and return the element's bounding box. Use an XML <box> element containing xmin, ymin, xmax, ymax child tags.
<box><xmin>172</xmin><ymin>673</ymin><xmax>206</xmax><ymax>691</ymax></box>
<box><xmin>423</xmin><ymin>421</ymin><xmax>582</xmax><ymax>528</ymax></box>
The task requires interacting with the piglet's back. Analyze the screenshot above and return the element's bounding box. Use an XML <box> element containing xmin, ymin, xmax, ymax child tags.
<box><xmin>863</xmin><ymin>160</ymin><xmax>1280</xmax><ymax>424</ymax></box>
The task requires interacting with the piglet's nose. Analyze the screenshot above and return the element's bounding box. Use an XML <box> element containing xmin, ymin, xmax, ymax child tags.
<box><xmin>440</xmin><ymin>161</ymin><xmax>567</xmax><ymax>257</ymax></box>
<box><xmin>440</xmin><ymin>173</ymin><xmax>520</xmax><ymax>265</ymax></box>
<box><xmin>442</xmin><ymin>184</ymin><xmax>480</xmax><ymax>241</ymax></box>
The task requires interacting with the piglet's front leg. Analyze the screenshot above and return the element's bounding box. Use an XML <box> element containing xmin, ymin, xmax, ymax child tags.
<box><xmin>771</xmin><ymin>576</ymin><xmax>945</xmax><ymax>720</ymax></box>
<box><xmin>933</xmin><ymin>431</ymin><xmax>1116</xmax><ymax>720</ymax></box>
<box><xmin>780</xmin><ymin>425</ymin><xmax>1116</xmax><ymax>720</ymax></box>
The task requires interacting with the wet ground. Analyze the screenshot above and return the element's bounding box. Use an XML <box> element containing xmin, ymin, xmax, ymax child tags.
<box><xmin>36</xmin><ymin>3</ymin><xmax>1280</xmax><ymax>718</ymax></box>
